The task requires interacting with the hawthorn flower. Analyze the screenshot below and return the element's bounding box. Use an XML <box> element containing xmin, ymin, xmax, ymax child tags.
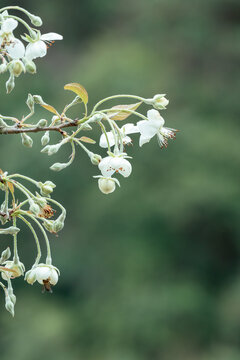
<box><xmin>0</xmin><ymin>18</ymin><xmax>25</xmax><ymax>59</ymax></box>
<box><xmin>99</xmin><ymin>123</ymin><xmax>139</xmax><ymax>148</ymax></box>
<box><xmin>25</xmin><ymin>264</ymin><xmax>59</xmax><ymax>291</ymax></box>
<box><xmin>137</xmin><ymin>109</ymin><xmax>178</xmax><ymax>148</ymax></box>
<box><xmin>98</xmin><ymin>154</ymin><xmax>132</xmax><ymax>177</ymax></box>
<box><xmin>25</xmin><ymin>32</ymin><xmax>63</xmax><ymax>60</ymax></box>
<box><xmin>94</xmin><ymin>175</ymin><xmax>120</xmax><ymax>194</ymax></box>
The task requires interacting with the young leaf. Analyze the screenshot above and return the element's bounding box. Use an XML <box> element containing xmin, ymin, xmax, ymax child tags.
<box><xmin>7</xmin><ymin>182</ymin><xmax>14</xmax><ymax>197</ymax></box>
<box><xmin>64</xmin><ymin>83</ymin><xmax>88</xmax><ymax>104</ymax></box>
<box><xmin>79</xmin><ymin>136</ymin><xmax>96</xmax><ymax>144</ymax></box>
<box><xmin>107</xmin><ymin>102</ymin><xmax>142</xmax><ymax>120</ymax></box>
<box><xmin>41</xmin><ymin>104</ymin><xmax>59</xmax><ymax>115</ymax></box>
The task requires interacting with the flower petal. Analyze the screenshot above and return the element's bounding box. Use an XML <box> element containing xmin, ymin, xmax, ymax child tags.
<box><xmin>147</xmin><ymin>109</ymin><xmax>165</xmax><ymax>127</ymax></box>
<box><xmin>139</xmin><ymin>135</ymin><xmax>151</xmax><ymax>147</ymax></box>
<box><xmin>2</xmin><ymin>18</ymin><xmax>18</xmax><ymax>33</ymax></box>
<box><xmin>137</xmin><ymin>120</ymin><xmax>158</xmax><ymax>138</ymax></box>
<box><xmin>25</xmin><ymin>40</ymin><xmax>47</xmax><ymax>60</ymax></box>
<box><xmin>6</xmin><ymin>39</ymin><xmax>25</xmax><ymax>59</ymax></box>
<box><xmin>122</xmin><ymin>123</ymin><xmax>139</xmax><ymax>135</ymax></box>
<box><xmin>98</xmin><ymin>156</ymin><xmax>115</xmax><ymax>177</ymax></box>
<box><xmin>41</xmin><ymin>32</ymin><xmax>63</xmax><ymax>41</ymax></box>
<box><xmin>99</xmin><ymin>132</ymin><xmax>115</xmax><ymax>148</ymax></box>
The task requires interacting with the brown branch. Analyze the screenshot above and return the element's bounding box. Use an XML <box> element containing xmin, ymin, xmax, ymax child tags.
<box><xmin>0</xmin><ymin>119</ymin><xmax>80</xmax><ymax>135</ymax></box>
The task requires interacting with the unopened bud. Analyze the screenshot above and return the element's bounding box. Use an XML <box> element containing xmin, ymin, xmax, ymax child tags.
<box><xmin>26</xmin><ymin>94</ymin><xmax>34</xmax><ymax>111</ymax></box>
<box><xmin>0</xmin><ymin>227</ymin><xmax>20</xmax><ymax>235</ymax></box>
<box><xmin>29</xmin><ymin>199</ymin><xmax>40</xmax><ymax>215</ymax></box>
<box><xmin>6</xmin><ymin>74</ymin><xmax>15</xmax><ymax>94</ymax></box>
<box><xmin>90</xmin><ymin>153</ymin><xmax>102</xmax><ymax>165</ymax></box>
<box><xmin>23</xmin><ymin>58</ymin><xmax>36</xmax><ymax>74</ymax></box>
<box><xmin>29</xmin><ymin>15</ymin><xmax>42</xmax><ymax>26</ymax></box>
<box><xmin>41</xmin><ymin>131</ymin><xmax>50</xmax><ymax>146</ymax></box>
<box><xmin>38</xmin><ymin>181</ymin><xmax>56</xmax><ymax>196</ymax></box>
<box><xmin>5</xmin><ymin>294</ymin><xmax>14</xmax><ymax>317</ymax></box>
<box><xmin>25</xmin><ymin>268</ymin><xmax>37</xmax><ymax>285</ymax></box>
<box><xmin>21</xmin><ymin>133</ymin><xmax>33</xmax><ymax>148</ymax></box>
<box><xmin>37</xmin><ymin>119</ymin><xmax>47</xmax><ymax>128</ymax></box>
<box><xmin>43</xmin><ymin>220</ymin><xmax>54</xmax><ymax>232</ymax></box>
<box><xmin>41</xmin><ymin>143</ymin><xmax>61</xmax><ymax>155</ymax></box>
<box><xmin>10</xmin><ymin>60</ymin><xmax>25</xmax><ymax>77</ymax></box>
<box><xmin>0</xmin><ymin>247</ymin><xmax>11</xmax><ymax>264</ymax></box>
<box><xmin>50</xmin><ymin>162</ymin><xmax>69</xmax><ymax>172</ymax></box>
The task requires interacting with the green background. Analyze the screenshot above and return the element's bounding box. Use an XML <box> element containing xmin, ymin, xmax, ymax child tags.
<box><xmin>0</xmin><ymin>0</ymin><xmax>240</xmax><ymax>359</ymax></box>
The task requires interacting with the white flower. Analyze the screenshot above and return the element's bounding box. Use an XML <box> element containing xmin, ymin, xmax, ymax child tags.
<box><xmin>137</xmin><ymin>109</ymin><xmax>178</xmax><ymax>148</ymax></box>
<box><xmin>94</xmin><ymin>175</ymin><xmax>120</xmax><ymax>194</ymax></box>
<box><xmin>0</xmin><ymin>18</ymin><xmax>25</xmax><ymax>59</ymax></box>
<box><xmin>1</xmin><ymin>260</ymin><xmax>25</xmax><ymax>280</ymax></box>
<box><xmin>25</xmin><ymin>32</ymin><xmax>63</xmax><ymax>60</ymax></box>
<box><xmin>25</xmin><ymin>263</ymin><xmax>59</xmax><ymax>290</ymax></box>
<box><xmin>98</xmin><ymin>154</ymin><xmax>132</xmax><ymax>177</ymax></box>
<box><xmin>99</xmin><ymin>123</ymin><xmax>139</xmax><ymax>148</ymax></box>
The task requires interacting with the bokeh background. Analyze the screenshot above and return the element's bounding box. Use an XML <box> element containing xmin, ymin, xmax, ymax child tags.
<box><xmin>0</xmin><ymin>0</ymin><xmax>240</xmax><ymax>359</ymax></box>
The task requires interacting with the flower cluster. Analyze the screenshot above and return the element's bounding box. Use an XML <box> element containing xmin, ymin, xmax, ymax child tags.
<box><xmin>0</xmin><ymin>7</ymin><xmax>62</xmax><ymax>92</ymax></box>
<box><xmin>0</xmin><ymin>5</ymin><xmax>179</xmax><ymax>316</ymax></box>
<box><xmin>0</xmin><ymin>170</ymin><xmax>65</xmax><ymax>316</ymax></box>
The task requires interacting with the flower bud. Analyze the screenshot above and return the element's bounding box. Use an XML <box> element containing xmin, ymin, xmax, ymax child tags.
<box><xmin>0</xmin><ymin>247</ymin><xmax>11</xmax><ymax>264</ymax></box>
<box><xmin>90</xmin><ymin>153</ymin><xmax>102</xmax><ymax>165</ymax></box>
<box><xmin>51</xmin><ymin>115</ymin><xmax>61</xmax><ymax>125</ymax></box>
<box><xmin>41</xmin><ymin>143</ymin><xmax>61</xmax><ymax>155</ymax></box>
<box><xmin>6</xmin><ymin>74</ymin><xmax>15</xmax><ymax>94</ymax></box>
<box><xmin>10</xmin><ymin>60</ymin><xmax>25</xmax><ymax>77</ymax></box>
<box><xmin>29</xmin><ymin>199</ymin><xmax>40</xmax><ymax>216</ymax></box>
<box><xmin>23</xmin><ymin>58</ymin><xmax>37</xmax><ymax>74</ymax></box>
<box><xmin>29</xmin><ymin>15</ymin><xmax>42</xmax><ymax>26</ymax></box>
<box><xmin>43</xmin><ymin>220</ymin><xmax>54</xmax><ymax>232</ymax></box>
<box><xmin>98</xmin><ymin>177</ymin><xmax>116</xmax><ymax>194</ymax></box>
<box><xmin>26</xmin><ymin>94</ymin><xmax>34</xmax><ymax>112</ymax></box>
<box><xmin>21</xmin><ymin>133</ymin><xmax>33</xmax><ymax>148</ymax></box>
<box><xmin>34</xmin><ymin>193</ymin><xmax>48</xmax><ymax>207</ymax></box>
<box><xmin>5</xmin><ymin>294</ymin><xmax>14</xmax><ymax>317</ymax></box>
<box><xmin>52</xmin><ymin>211</ymin><xmax>66</xmax><ymax>233</ymax></box>
<box><xmin>0</xmin><ymin>227</ymin><xmax>20</xmax><ymax>235</ymax></box>
<box><xmin>38</xmin><ymin>181</ymin><xmax>56</xmax><ymax>197</ymax></box>
<box><xmin>87</xmin><ymin>114</ymin><xmax>104</xmax><ymax>123</ymax></box>
<box><xmin>50</xmin><ymin>162</ymin><xmax>69</xmax><ymax>172</ymax></box>
<box><xmin>24</xmin><ymin>268</ymin><xmax>37</xmax><ymax>285</ymax></box>
<box><xmin>41</xmin><ymin>131</ymin><xmax>50</xmax><ymax>146</ymax></box>
<box><xmin>37</xmin><ymin>119</ymin><xmax>47</xmax><ymax>128</ymax></box>
<box><xmin>33</xmin><ymin>95</ymin><xmax>45</xmax><ymax>105</ymax></box>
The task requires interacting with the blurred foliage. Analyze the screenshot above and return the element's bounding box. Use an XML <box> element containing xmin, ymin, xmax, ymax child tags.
<box><xmin>0</xmin><ymin>0</ymin><xmax>240</xmax><ymax>359</ymax></box>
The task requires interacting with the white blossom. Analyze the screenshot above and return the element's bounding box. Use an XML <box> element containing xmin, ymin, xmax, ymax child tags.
<box><xmin>98</xmin><ymin>154</ymin><xmax>132</xmax><ymax>178</ymax></box>
<box><xmin>99</xmin><ymin>123</ymin><xmax>139</xmax><ymax>148</ymax></box>
<box><xmin>25</xmin><ymin>32</ymin><xmax>63</xmax><ymax>60</ymax></box>
<box><xmin>25</xmin><ymin>264</ymin><xmax>59</xmax><ymax>288</ymax></box>
<box><xmin>0</xmin><ymin>18</ymin><xmax>25</xmax><ymax>59</ymax></box>
<box><xmin>137</xmin><ymin>109</ymin><xmax>178</xmax><ymax>148</ymax></box>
